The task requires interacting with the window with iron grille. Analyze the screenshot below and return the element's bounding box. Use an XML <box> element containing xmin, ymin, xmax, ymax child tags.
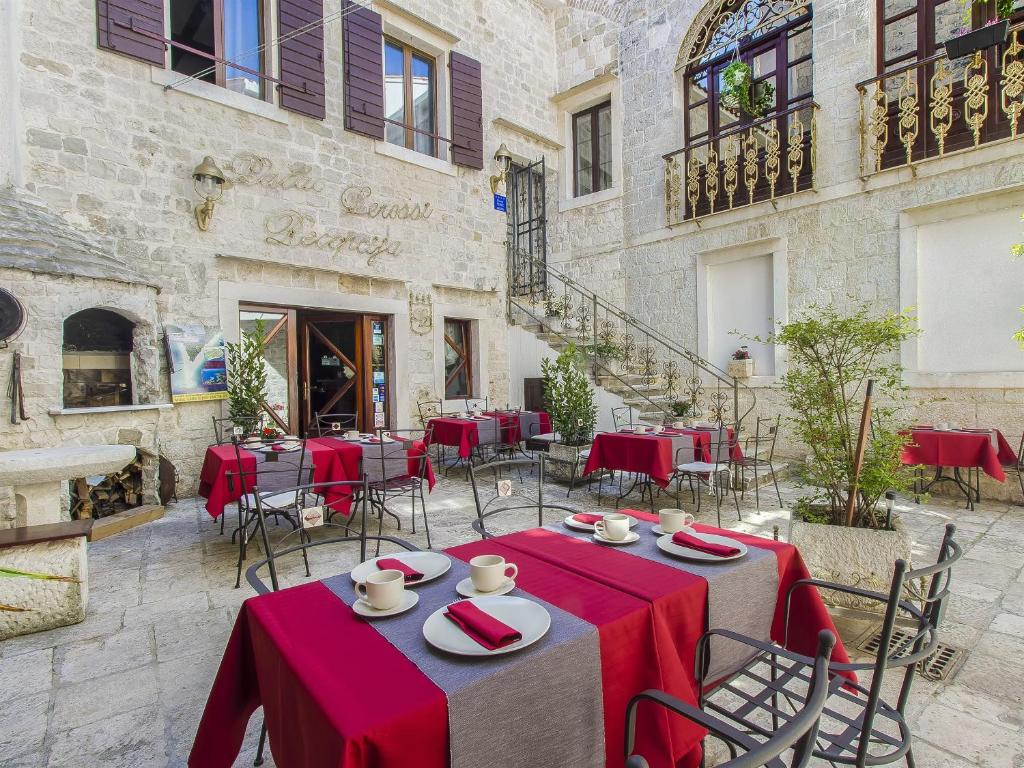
<box><xmin>443</xmin><ymin>318</ymin><xmax>473</xmax><ymax>399</ymax></box>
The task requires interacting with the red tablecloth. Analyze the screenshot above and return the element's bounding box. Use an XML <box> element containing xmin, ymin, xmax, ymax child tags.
<box><xmin>424</xmin><ymin>417</ymin><xmax>481</xmax><ymax>459</ymax></box>
<box><xmin>901</xmin><ymin>428</ymin><xmax>1017</xmax><ymax>482</ymax></box>
<box><xmin>190</xmin><ymin>515</ymin><xmax>848</xmax><ymax>768</ymax></box>
<box><xmin>197</xmin><ymin>442</ymin><xmax>343</xmax><ymax>518</ymax></box>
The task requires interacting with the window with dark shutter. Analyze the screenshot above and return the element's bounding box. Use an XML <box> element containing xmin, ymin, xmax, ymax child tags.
<box><xmin>96</xmin><ymin>0</ymin><xmax>166</xmax><ymax>66</ymax></box>
<box><xmin>449</xmin><ymin>52</ymin><xmax>483</xmax><ymax>169</ymax></box>
<box><xmin>342</xmin><ymin>0</ymin><xmax>385</xmax><ymax>139</ymax></box>
<box><xmin>278</xmin><ymin>0</ymin><xmax>326</xmax><ymax>119</ymax></box>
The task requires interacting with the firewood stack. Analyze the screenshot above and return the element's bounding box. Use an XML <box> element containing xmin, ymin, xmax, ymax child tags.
<box><xmin>70</xmin><ymin>455</ymin><xmax>145</xmax><ymax>519</ymax></box>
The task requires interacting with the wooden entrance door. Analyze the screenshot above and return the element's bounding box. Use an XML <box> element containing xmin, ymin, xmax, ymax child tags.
<box><xmin>301</xmin><ymin>315</ymin><xmax>364</xmax><ymax>433</ymax></box>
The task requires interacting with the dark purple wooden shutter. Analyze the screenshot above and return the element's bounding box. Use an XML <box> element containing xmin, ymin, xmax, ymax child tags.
<box><xmin>278</xmin><ymin>0</ymin><xmax>327</xmax><ymax>119</ymax></box>
<box><xmin>342</xmin><ymin>0</ymin><xmax>385</xmax><ymax>139</ymax></box>
<box><xmin>96</xmin><ymin>0</ymin><xmax>165</xmax><ymax>66</ymax></box>
<box><xmin>449</xmin><ymin>52</ymin><xmax>483</xmax><ymax>169</ymax></box>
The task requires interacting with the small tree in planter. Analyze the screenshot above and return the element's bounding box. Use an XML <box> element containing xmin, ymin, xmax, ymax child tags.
<box><xmin>762</xmin><ymin>303</ymin><xmax>919</xmax><ymax>608</ymax></box>
<box><xmin>542</xmin><ymin>344</ymin><xmax>598</xmax><ymax>480</ymax></box>
<box><xmin>225</xmin><ymin>319</ymin><xmax>268</xmax><ymax>432</ymax></box>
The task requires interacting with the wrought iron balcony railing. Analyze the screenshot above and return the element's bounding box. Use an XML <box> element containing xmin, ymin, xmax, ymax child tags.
<box><xmin>664</xmin><ymin>100</ymin><xmax>818</xmax><ymax>225</ymax></box>
<box><xmin>857</xmin><ymin>26</ymin><xmax>1024</xmax><ymax>176</ymax></box>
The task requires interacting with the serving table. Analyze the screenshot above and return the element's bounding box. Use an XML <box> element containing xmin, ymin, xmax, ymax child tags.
<box><xmin>189</xmin><ymin>511</ymin><xmax>848</xmax><ymax>768</ymax></box>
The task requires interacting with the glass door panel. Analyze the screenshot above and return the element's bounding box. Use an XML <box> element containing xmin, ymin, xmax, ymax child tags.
<box><xmin>303</xmin><ymin>317</ymin><xmax>362</xmax><ymax>432</ymax></box>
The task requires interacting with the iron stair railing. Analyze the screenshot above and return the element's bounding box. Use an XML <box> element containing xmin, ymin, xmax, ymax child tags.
<box><xmin>507</xmin><ymin>251</ymin><xmax>756</xmax><ymax>431</ymax></box>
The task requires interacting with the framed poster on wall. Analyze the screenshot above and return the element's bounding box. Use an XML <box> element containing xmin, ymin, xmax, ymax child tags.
<box><xmin>164</xmin><ymin>324</ymin><xmax>229</xmax><ymax>403</ymax></box>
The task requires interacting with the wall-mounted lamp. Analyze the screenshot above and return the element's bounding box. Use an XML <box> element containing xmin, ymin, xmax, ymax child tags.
<box><xmin>192</xmin><ymin>156</ymin><xmax>226</xmax><ymax>231</ymax></box>
<box><xmin>489</xmin><ymin>143</ymin><xmax>513</xmax><ymax>195</ymax></box>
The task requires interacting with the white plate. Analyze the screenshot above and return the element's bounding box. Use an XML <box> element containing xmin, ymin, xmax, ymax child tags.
<box><xmin>467</xmin><ymin>416</ymin><xmax>491</xmax><ymax>421</ymax></box>
<box><xmin>422</xmin><ymin>595</ymin><xmax>551</xmax><ymax>657</ymax></box>
<box><xmin>563</xmin><ymin>513</ymin><xmax>638</xmax><ymax>532</ymax></box>
<box><xmin>350</xmin><ymin>552</ymin><xmax>452</xmax><ymax>586</ymax></box>
<box><xmin>656</xmin><ymin>531</ymin><xmax>748</xmax><ymax>562</ymax></box>
<box><xmin>592</xmin><ymin>530</ymin><xmax>640</xmax><ymax>545</ymax></box>
<box><xmin>455</xmin><ymin>576</ymin><xmax>516</xmax><ymax>598</ymax></box>
<box><xmin>258</xmin><ymin>444</ymin><xmax>302</xmax><ymax>454</ymax></box>
<box><xmin>351</xmin><ymin>590</ymin><xmax>419</xmax><ymax>618</ymax></box>
<box><xmin>360</xmin><ymin>438</ymin><xmax>394</xmax><ymax>445</ymax></box>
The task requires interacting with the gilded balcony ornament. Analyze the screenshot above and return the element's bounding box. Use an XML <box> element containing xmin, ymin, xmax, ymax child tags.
<box><xmin>665</xmin><ymin>155</ymin><xmax>682</xmax><ymax>224</ymax></box>
<box><xmin>686</xmin><ymin>153</ymin><xmax>701</xmax><ymax>218</ymax></box>
<box><xmin>765</xmin><ymin>123</ymin><xmax>781</xmax><ymax>200</ymax></box>
<box><xmin>705</xmin><ymin>145</ymin><xmax>720</xmax><ymax>214</ymax></box>
<box><xmin>743</xmin><ymin>132</ymin><xmax>759</xmax><ymax>205</ymax></box>
<box><xmin>1001</xmin><ymin>29</ymin><xmax>1024</xmax><ymax>139</ymax></box>
<box><xmin>858</xmin><ymin>86</ymin><xmax>866</xmax><ymax>177</ymax></box>
<box><xmin>870</xmin><ymin>82</ymin><xmax>889</xmax><ymax>172</ymax></box>
<box><xmin>810</xmin><ymin>107</ymin><xmax>817</xmax><ymax>184</ymax></box>
<box><xmin>787</xmin><ymin>113</ymin><xmax>805</xmax><ymax>193</ymax></box>
<box><xmin>723</xmin><ymin>137</ymin><xmax>739</xmax><ymax>209</ymax></box>
<box><xmin>963</xmin><ymin>51</ymin><xmax>989</xmax><ymax>147</ymax></box>
<box><xmin>663</xmin><ymin>360</ymin><xmax>681</xmax><ymax>400</ymax></box>
<box><xmin>929</xmin><ymin>58</ymin><xmax>954</xmax><ymax>155</ymax></box>
<box><xmin>897</xmin><ymin>69</ymin><xmax>919</xmax><ymax>167</ymax></box>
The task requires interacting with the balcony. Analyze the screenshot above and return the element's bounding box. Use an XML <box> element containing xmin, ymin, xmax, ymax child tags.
<box><xmin>857</xmin><ymin>25</ymin><xmax>1024</xmax><ymax>176</ymax></box>
<box><xmin>663</xmin><ymin>100</ymin><xmax>818</xmax><ymax>225</ymax></box>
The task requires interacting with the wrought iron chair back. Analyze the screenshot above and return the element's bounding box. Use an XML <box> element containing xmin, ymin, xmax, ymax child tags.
<box><xmin>228</xmin><ymin>436</ymin><xmax>311</xmax><ymax>503</ymax></box>
<box><xmin>464</xmin><ymin>396</ymin><xmax>489</xmax><ymax>412</ymax></box>
<box><xmin>468</xmin><ymin>455</ymin><xmax>577</xmax><ymax>538</ymax></box>
<box><xmin>310</xmin><ymin>412</ymin><xmax>358</xmax><ymax>437</ymax></box>
<box><xmin>707</xmin><ymin>426</ymin><xmax>735</xmax><ymax>466</ymax></box>
<box><xmin>626</xmin><ymin>630</ymin><xmax>836</xmax><ymax>768</ymax></box>
<box><xmin>749</xmin><ymin>416</ymin><xmax>780</xmax><ymax>461</ymax></box>
<box><xmin>211</xmin><ymin>415</ymin><xmax>262</xmax><ymax>444</ymax></box>
<box><xmin>417</xmin><ymin>399</ymin><xmax>443</xmax><ymax>426</ymax></box>
<box><xmin>612</xmin><ymin>406</ymin><xmax>635</xmax><ymax>431</ymax></box>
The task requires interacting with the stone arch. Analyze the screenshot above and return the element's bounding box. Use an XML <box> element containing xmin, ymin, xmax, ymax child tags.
<box><xmin>675</xmin><ymin>0</ymin><xmax>810</xmax><ymax>71</ymax></box>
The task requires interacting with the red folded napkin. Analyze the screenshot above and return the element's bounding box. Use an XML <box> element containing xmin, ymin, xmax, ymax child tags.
<box><xmin>444</xmin><ymin>601</ymin><xmax>522</xmax><ymax>650</ymax></box>
<box><xmin>376</xmin><ymin>557</ymin><xmax>424</xmax><ymax>583</ymax></box>
<box><xmin>671</xmin><ymin>531</ymin><xmax>740</xmax><ymax>557</ymax></box>
<box><xmin>271</xmin><ymin>444</ymin><xmax>285</xmax><ymax>452</ymax></box>
<box><xmin>572</xmin><ymin>513</ymin><xmax>605</xmax><ymax>525</ymax></box>
<box><xmin>365</xmin><ymin>437</ymin><xmax>382</xmax><ymax>444</ymax></box>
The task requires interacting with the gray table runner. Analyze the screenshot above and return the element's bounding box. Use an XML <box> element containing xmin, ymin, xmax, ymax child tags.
<box><xmin>324</xmin><ymin>560</ymin><xmax>605</xmax><ymax>768</ymax></box>
<box><xmin>546</xmin><ymin>522</ymin><xmax>779</xmax><ymax>681</ymax></box>
<box><xmin>517</xmin><ymin>411</ymin><xmax>542</xmax><ymax>439</ymax></box>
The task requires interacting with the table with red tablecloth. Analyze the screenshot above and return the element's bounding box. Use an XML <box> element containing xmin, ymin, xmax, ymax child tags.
<box><xmin>582</xmin><ymin>429</ymin><xmax>743</xmax><ymax>489</ymax></box>
<box><xmin>190</xmin><ymin>511</ymin><xmax>849</xmax><ymax>768</ymax></box>
<box><xmin>901</xmin><ymin>428</ymin><xmax>1017</xmax><ymax>482</ymax></box>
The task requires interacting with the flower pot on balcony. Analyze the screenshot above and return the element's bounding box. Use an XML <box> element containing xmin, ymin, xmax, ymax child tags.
<box><xmin>944</xmin><ymin>20</ymin><xmax>1009</xmax><ymax>59</ymax></box>
<box><xmin>727</xmin><ymin>358</ymin><xmax>754</xmax><ymax>378</ymax></box>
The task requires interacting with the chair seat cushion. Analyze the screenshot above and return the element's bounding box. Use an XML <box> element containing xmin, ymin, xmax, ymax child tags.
<box><xmin>579</xmin><ymin>449</ymin><xmax>591</xmax><ymax>459</ymax></box>
<box><xmin>243</xmin><ymin>491</ymin><xmax>298</xmax><ymax>509</ymax></box>
<box><xmin>675</xmin><ymin>462</ymin><xmax>728</xmax><ymax>473</ymax></box>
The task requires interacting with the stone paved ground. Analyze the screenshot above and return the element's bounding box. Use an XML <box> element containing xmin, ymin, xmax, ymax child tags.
<box><xmin>1</xmin><ymin>467</ymin><xmax>1022</xmax><ymax>767</ymax></box>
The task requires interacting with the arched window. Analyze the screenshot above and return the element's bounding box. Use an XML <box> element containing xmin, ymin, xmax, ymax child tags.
<box><xmin>63</xmin><ymin>309</ymin><xmax>135</xmax><ymax>408</ymax></box>
<box><xmin>682</xmin><ymin>0</ymin><xmax>813</xmax><ymax>146</ymax></box>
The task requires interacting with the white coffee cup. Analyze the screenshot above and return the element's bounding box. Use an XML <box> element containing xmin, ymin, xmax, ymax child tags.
<box><xmin>936</xmin><ymin>422</ymin><xmax>950</xmax><ymax>432</ymax></box>
<box><xmin>653</xmin><ymin>425</ymin><xmax>664</xmax><ymax>434</ymax></box>
<box><xmin>595</xmin><ymin>513</ymin><xmax>630</xmax><ymax>541</ymax></box>
<box><xmin>633</xmin><ymin>425</ymin><xmax>647</xmax><ymax>435</ymax></box>
<box><xmin>354</xmin><ymin>569</ymin><xmax>405</xmax><ymax>610</ymax></box>
<box><xmin>659</xmin><ymin>508</ymin><xmax>695</xmax><ymax>534</ymax></box>
<box><xmin>344</xmin><ymin>429</ymin><xmax>360</xmax><ymax>440</ymax></box>
<box><xmin>469</xmin><ymin>554</ymin><xmax>518</xmax><ymax>592</ymax></box>
<box><xmin>672</xmin><ymin>421</ymin><xmax>686</xmax><ymax>429</ymax></box>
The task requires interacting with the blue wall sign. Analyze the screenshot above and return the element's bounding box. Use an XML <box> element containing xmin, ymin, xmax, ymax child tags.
<box><xmin>493</xmin><ymin>194</ymin><xmax>507</xmax><ymax>212</ymax></box>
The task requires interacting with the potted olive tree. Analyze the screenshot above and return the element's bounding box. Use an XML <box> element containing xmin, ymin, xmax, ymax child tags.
<box><xmin>225</xmin><ymin>319</ymin><xmax>268</xmax><ymax>435</ymax></box>
<box><xmin>542</xmin><ymin>344</ymin><xmax>598</xmax><ymax>481</ymax></box>
<box><xmin>763</xmin><ymin>303</ymin><xmax>919</xmax><ymax>610</ymax></box>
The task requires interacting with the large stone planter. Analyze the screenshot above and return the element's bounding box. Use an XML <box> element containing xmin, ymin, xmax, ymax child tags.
<box><xmin>788</xmin><ymin>515</ymin><xmax>912</xmax><ymax>612</ymax></box>
<box><xmin>546</xmin><ymin>441</ymin><xmax>592</xmax><ymax>483</ymax></box>
<box><xmin>727</xmin><ymin>358</ymin><xmax>754</xmax><ymax>378</ymax></box>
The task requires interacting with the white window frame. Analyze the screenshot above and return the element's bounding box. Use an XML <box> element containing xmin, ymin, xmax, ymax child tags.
<box><xmin>555</xmin><ymin>76</ymin><xmax>623</xmax><ymax>212</ymax></box>
<box><xmin>433</xmin><ymin>302</ymin><xmax>489</xmax><ymax>411</ymax></box>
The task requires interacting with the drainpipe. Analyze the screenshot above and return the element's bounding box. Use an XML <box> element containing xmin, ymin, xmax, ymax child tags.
<box><xmin>0</xmin><ymin>0</ymin><xmax>23</xmax><ymax>187</ymax></box>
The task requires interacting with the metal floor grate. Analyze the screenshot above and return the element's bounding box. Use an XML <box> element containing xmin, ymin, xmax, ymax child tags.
<box><xmin>856</xmin><ymin>626</ymin><xmax>965</xmax><ymax>681</ymax></box>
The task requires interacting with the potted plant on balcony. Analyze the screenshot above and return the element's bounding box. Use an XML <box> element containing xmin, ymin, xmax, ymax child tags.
<box><xmin>544</xmin><ymin>294</ymin><xmax>567</xmax><ymax>334</ymax></box>
<box><xmin>721</xmin><ymin>60</ymin><xmax>775</xmax><ymax>119</ymax></box>
<box><xmin>761</xmin><ymin>303</ymin><xmax>919</xmax><ymax>610</ymax></box>
<box><xmin>944</xmin><ymin>0</ymin><xmax>1013</xmax><ymax>59</ymax></box>
<box><xmin>727</xmin><ymin>346</ymin><xmax>755</xmax><ymax>378</ymax></box>
<box><xmin>542</xmin><ymin>344</ymin><xmax>598</xmax><ymax>482</ymax></box>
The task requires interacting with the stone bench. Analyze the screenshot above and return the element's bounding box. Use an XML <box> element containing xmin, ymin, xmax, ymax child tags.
<box><xmin>0</xmin><ymin>520</ymin><xmax>93</xmax><ymax>640</ymax></box>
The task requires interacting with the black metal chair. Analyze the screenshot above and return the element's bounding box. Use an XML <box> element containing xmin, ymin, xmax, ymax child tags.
<box><xmin>469</xmin><ymin>455</ymin><xmax>578</xmax><ymax>538</ymax></box>
<box><xmin>464</xmin><ymin>396</ymin><xmax>489</xmax><ymax>412</ymax></box>
<box><xmin>672</xmin><ymin>425</ymin><xmax>741</xmax><ymax>526</ymax></box>
<box><xmin>737</xmin><ymin>415</ymin><xmax>784</xmax><ymax>509</ymax></box>
<box><xmin>1007</xmin><ymin>430</ymin><xmax>1024</xmax><ymax>500</ymax></box>
<box><xmin>697</xmin><ymin>524</ymin><xmax>962</xmax><ymax>768</ymax></box>
<box><xmin>211</xmin><ymin>415</ymin><xmax>262</xmax><ymax>444</ymax></box>
<box><xmin>309</xmin><ymin>412</ymin><xmax>358</xmax><ymax>437</ymax></box>
<box><xmin>244</xmin><ymin>478</ymin><xmax>419</xmax><ymax>767</ymax></box>
<box><xmin>365</xmin><ymin>428</ymin><xmax>434</xmax><ymax>549</ymax></box>
<box><xmin>226</xmin><ymin>436</ymin><xmax>312</xmax><ymax>587</ymax></box>
<box><xmin>416</xmin><ymin>398</ymin><xmax>443</xmax><ymax>426</ymax></box>
<box><xmin>612</xmin><ymin>406</ymin><xmax>636</xmax><ymax>431</ymax></box>
<box><xmin>625</xmin><ymin>630</ymin><xmax>836</xmax><ymax>768</ymax></box>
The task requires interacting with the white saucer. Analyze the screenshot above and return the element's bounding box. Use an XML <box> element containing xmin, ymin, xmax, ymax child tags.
<box><xmin>455</xmin><ymin>576</ymin><xmax>516</xmax><ymax>598</ymax></box>
<box><xmin>593</xmin><ymin>530</ymin><xmax>640</xmax><ymax>545</ymax></box>
<box><xmin>655</xmin><ymin>531</ymin><xmax>748</xmax><ymax>562</ymax></box>
<box><xmin>564</xmin><ymin>513</ymin><xmax>638</xmax><ymax>532</ymax></box>
<box><xmin>351</xmin><ymin>590</ymin><xmax>419</xmax><ymax>618</ymax></box>
<box><xmin>651</xmin><ymin>524</ymin><xmax>696</xmax><ymax>536</ymax></box>
<box><xmin>422</xmin><ymin>595</ymin><xmax>550</xmax><ymax>657</ymax></box>
<box><xmin>350</xmin><ymin>552</ymin><xmax>452</xmax><ymax>586</ymax></box>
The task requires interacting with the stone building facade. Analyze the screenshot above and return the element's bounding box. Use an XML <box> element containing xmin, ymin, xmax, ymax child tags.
<box><xmin>1</xmin><ymin>0</ymin><xmax>1023</xmax><ymax>516</ymax></box>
